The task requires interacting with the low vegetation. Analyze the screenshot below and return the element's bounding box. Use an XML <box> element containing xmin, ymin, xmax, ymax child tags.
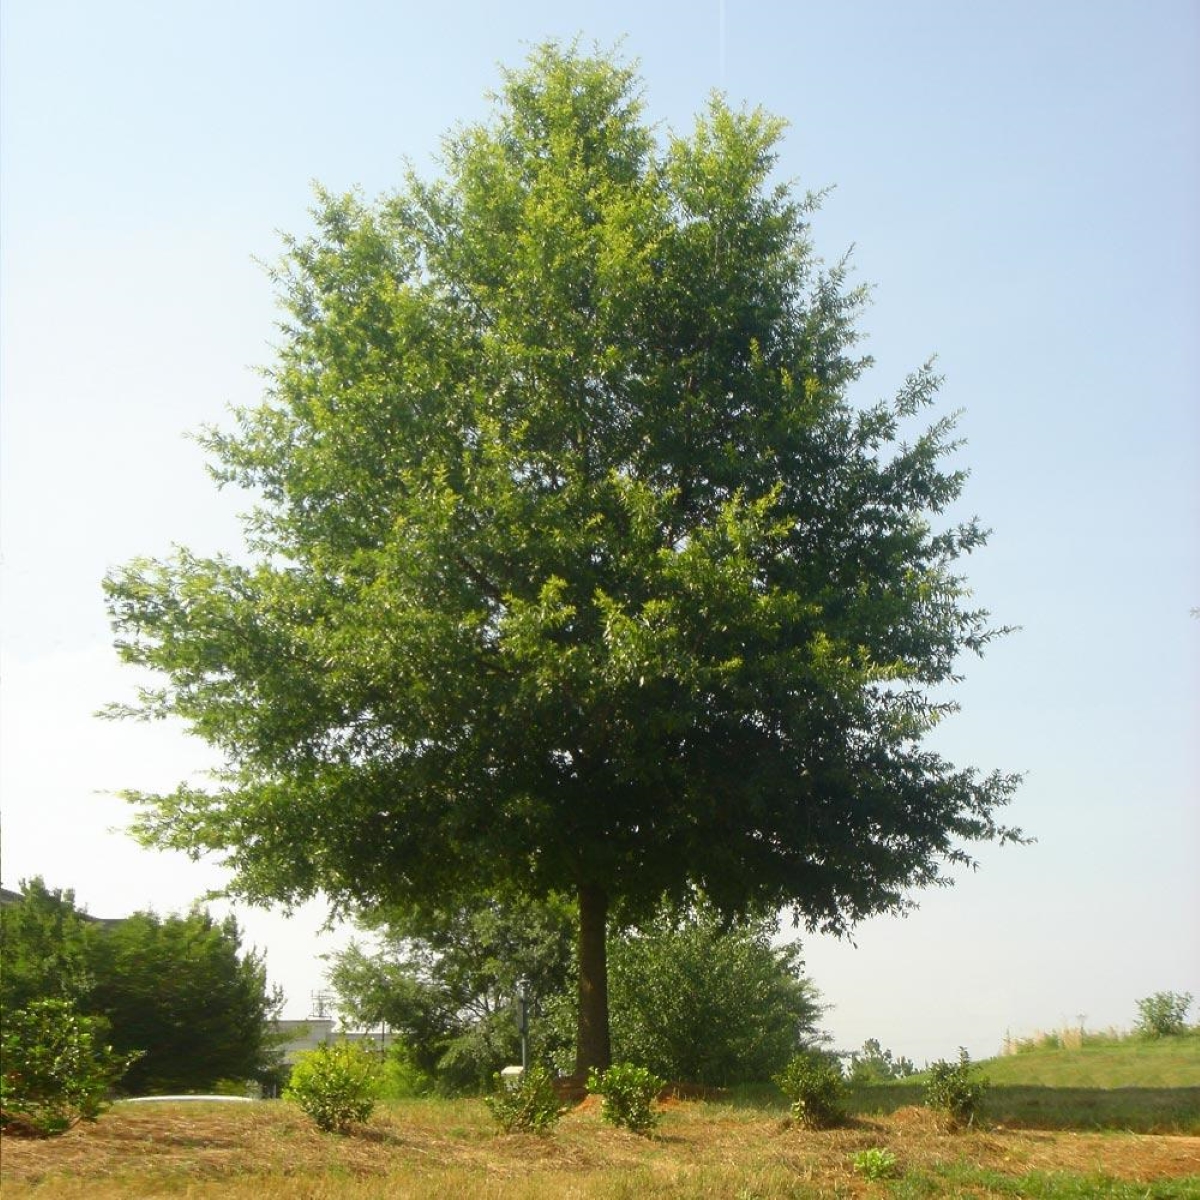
<box><xmin>774</xmin><ymin>1050</ymin><xmax>850</xmax><ymax>1130</ymax></box>
<box><xmin>282</xmin><ymin>1041</ymin><xmax>380</xmax><ymax>1133</ymax></box>
<box><xmin>924</xmin><ymin>1048</ymin><xmax>989</xmax><ymax>1130</ymax></box>
<box><xmin>851</xmin><ymin>1145</ymin><xmax>899</xmax><ymax>1181</ymax></box>
<box><xmin>586</xmin><ymin>1062</ymin><xmax>664</xmax><ymax>1134</ymax></box>
<box><xmin>2</xmin><ymin>1092</ymin><xmax>1197</xmax><ymax>1198</ymax></box>
<box><xmin>848</xmin><ymin>1028</ymin><xmax>1200</xmax><ymax>1136</ymax></box>
<box><xmin>989</xmin><ymin>1028</ymin><xmax>1200</xmax><ymax>1090</ymax></box>
<box><xmin>0</xmin><ymin>1001</ymin><xmax>137</xmax><ymax>1137</ymax></box>
<box><xmin>485</xmin><ymin>1065</ymin><xmax>563</xmax><ymax>1134</ymax></box>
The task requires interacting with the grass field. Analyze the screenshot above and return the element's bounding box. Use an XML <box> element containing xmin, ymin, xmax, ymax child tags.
<box><xmin>3</xmin><ymin>1091</ymin><xmax>1199</xmax><ymax>1198</ymax></box>
<box><xmin>4</xmin><ymin>1035</ymin><xmax>1198</xmax><ymax>1197</ymax></box>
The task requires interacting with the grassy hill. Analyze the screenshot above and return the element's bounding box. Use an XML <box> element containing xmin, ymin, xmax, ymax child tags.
<box><xmin>849</xmin><ymin>1034</ymin><xmax>1200</xmax><ymax>1133</ymax></box>
<box><xmin>979</xmin><ymin>1032</ymin><xmax>1200</xmax><ymax>1089</ymax></box>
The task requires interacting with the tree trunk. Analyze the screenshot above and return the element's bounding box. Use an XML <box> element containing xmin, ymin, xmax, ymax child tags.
<box><xmin>574</xmin><ymin>882</ymin><xmax>611</xmax><ymax>1075</ymax></box>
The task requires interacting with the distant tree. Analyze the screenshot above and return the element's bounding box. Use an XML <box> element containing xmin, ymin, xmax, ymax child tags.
<box><xmin>0</xmin><ymin>878</ymin><xmax>97</xmax><ymax>1015</ymax></box>
<box><xmin>87</xmin><ymin>909</ymin><xmax>282</xmax><ymax>1093</ymax></box>
<box><xmin>588</xmin><ymin>901</ymin><xmax>825</xmax><ymax>1086</ymax></box>
<box><xmin>333</xmin><ymin>893</ymin><xmax>825</xmax><ymax>1090</ymax></box>
<box><xmin>105</xmin><ymin>42</ymin><xmax>1022</xmax><ymax>1075</ymax></box>
<box><xmin>1134</xmin><ymin>991</ymin><xmax>1193</xmax><ymax>1039</ymax></box>
<box><xmin>328</xmin><ymin>893</ymin><xmax>575</xmax><ymax>1093</ymax></box>
<box><xmin>847</xmin><ymin>1037</ymin><xmax>917</xmax><ymax>1083</ymax></box>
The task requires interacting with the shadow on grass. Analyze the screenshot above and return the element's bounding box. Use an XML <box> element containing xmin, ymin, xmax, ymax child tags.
<box><xmin>849</xmin><ymin>1082</ymin><xmax>1200</xmax><ymax>1134</ymax></box>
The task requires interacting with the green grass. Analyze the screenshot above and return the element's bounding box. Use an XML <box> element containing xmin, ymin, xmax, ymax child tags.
<box><xmin>851</xmin><ymin>1081</ymin><xmax>1200</xmax><ymax>1133</ymax></box>
<box><xmin>844</xmin><ymin>1034</ymin><xmax>1200</xmax><ymax>1134</ymax></box>
<box><xmin>982</xmin><ymin>1033</ymin><xmax>1200</xmax><ymax>1088</ymax></box>
<box><xmin>889</xmin><ymin>1164</ymin><xmax>1200</xmax><ymax>1199</ymax></box>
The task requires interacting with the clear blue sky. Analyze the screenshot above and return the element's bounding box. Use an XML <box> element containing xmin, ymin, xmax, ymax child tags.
<box><xmin>2</xmin><ymin>0</ymin><xmax>1197</xmax><ymax>1061</ymax></box>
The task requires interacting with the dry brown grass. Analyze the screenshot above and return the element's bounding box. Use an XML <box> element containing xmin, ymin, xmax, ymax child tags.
<box><xmin>2</xmin><ymin>1098</ymin><xmax>1198</xmax><ymax>1198</ymax></box>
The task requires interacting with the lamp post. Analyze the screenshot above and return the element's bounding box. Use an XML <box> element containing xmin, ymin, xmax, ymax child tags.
<box><xmin>516</xmin><ymin>977</ymin><xmax>530</xmax><ymax>1073</ymax></box>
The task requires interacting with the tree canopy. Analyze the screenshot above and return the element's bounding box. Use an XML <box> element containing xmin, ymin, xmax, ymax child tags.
<box><xmin>87</xmin><ymin>908</ymin><xmax>282</xmax><ymax>1093</ymax></box>
<box><xmin>104</xmin><ymin>43</ymin><xmax>1021</xmax><ymax>1073</ymax></box>
<box><xmin>0</xmin><ymin>879</ymin><xmax>97</xmax><ymax>1015</ymax></box>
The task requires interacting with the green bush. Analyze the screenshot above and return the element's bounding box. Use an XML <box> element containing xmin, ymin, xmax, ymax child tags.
<box><xmin>1135</xmin><ymin>991</ymin><xmax>1193</xmax><ymax>1039</ymax></box>
<box><xmin>284</xmin><ymin>1041</ymin><xmax>380</xmax><ymax>1133</ymax></box>
<box><xmin>851</xmin><ymin>1147</ymin><xmax>899</xmax><ymax>1180</ymax></box>
<box><xmin>1</xmin><ymin>880</ymin><xmax>283</xmax><ymax>1094</ymax></box>
<box><xmin>587</xmin><ymin>1062</ymin><xmax>663</xmax><ymax>1134</ymax></box>
<box><xmin>774</xmin><ymin>1050</ymin><xmax>848</xmax><ymax>1129</ymax></box>
<box><xmin>924</xmin><ymin>1048</ymin><xmax>988</xmax><ymax>1130</ymax></box>
<box><xmin>485</xmin><ymin>1064</ymin><xmax>563</xmax><ymax>1133</ymax></box>
<box><xmin>0</xmin><ymin>1000</ymin><xmax>138</xmax><ymax>1137</ymax></box>
<box><xmin>599</xmin><ymin>905</ymin><xmax>825</xmax><ymax>1088</ymax></box>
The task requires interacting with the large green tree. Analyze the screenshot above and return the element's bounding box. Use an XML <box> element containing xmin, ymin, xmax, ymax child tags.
<box><xmin>0</xmin><ymin>879</ymin><xmax>98</xmax><ymax>1015</ymax></box>
<box><xmin>87</xmin><ymin>908</ymin><xmax>282</xmax><ymax>1093</ymax></box>
<box><xmin>105</xmin><ymin>44</ymin><xmax>1021</xmax><ymax>1074</ymax></box>
<box><xmin>0</xmin><ymin>882</ymin><xmax>281</xmax><ymax>1093</ymax></box>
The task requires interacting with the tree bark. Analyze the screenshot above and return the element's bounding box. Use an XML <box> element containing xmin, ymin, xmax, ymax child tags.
<box><xmin>574</xmin><ymin>882</ymin><xmax>611</xmax><ymax>1075</ymax></box>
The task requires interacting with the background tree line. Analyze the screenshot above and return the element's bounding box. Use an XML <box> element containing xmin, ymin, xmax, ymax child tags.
<box><xmin>0</xmin><ymin>878</ymin><xmax>281</xmax><ymax>1094</ymax></box>
<box><xmin>327</xmin><ymin>892</ymin><xmax>828</xmax><ymax>1094</ymax></box>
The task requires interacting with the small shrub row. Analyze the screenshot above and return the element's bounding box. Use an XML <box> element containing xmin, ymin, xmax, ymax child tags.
<box><xmin>773</xmin><ymin>1046</ymin><xmax>989</xmax><ymax>1133</ymax></box>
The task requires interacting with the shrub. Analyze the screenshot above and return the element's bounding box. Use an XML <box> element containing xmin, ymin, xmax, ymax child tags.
<box><xmin>1135</xmin><ymin>991</ymin><xmax>1193</xmax><ymax>1039</ymax></box>
<box><xmin>586</xmin><ymin>1062</ymin><xmax>663</xmax><ymax>1134</ymax></box>
<box><xmin>485</xmin><ymin>1064</ymin><xmax>563</xmax><ymax>1133</ymax></box>
<box><xmin>774</xmin><ymin>1050</ymin><xmax>848</xmax><ymax>1130</ymax></box>
<box><xmin>0</xmin><ymin>1000</ymin><xmax>138</xmax><ymax>1137</ymax></box>
<box><xmin>924</xmin><ymin>1048</ymin><xmax>988</xmax><ymax>1130</ymax></box>
<box><xmin>852</xmin><ymin>1147</ymin><xmax>899</xmax><ymax>1180</ymax></box>
<box><xmin>284</xmin><ymin>1041</ymin><xmax>380</xmax><ymax>1133</ymax></box>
